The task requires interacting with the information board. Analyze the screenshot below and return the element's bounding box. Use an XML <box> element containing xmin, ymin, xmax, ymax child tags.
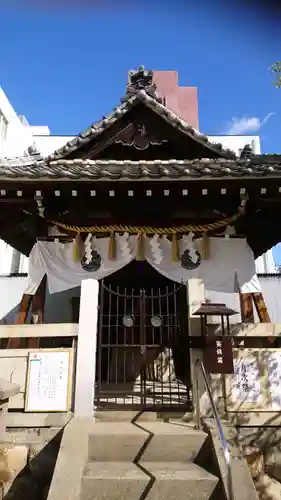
<box><xmin>232</xmin><ymin>355</ymin><xmax>261</xmax><ymax>404</ymax></box>
<box><xmin>226</xmin><ymin>348</ymin><xmax>281</xmax><ymax>412</ymax></box>
<box><xmin>25</xmin><ymin>350</ymin><xmax>72</xmax><ymax>412</ymax></box>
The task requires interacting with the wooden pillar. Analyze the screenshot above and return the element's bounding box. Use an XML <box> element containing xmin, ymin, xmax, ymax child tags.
<box><xmin>187</xmin><ymin>279</ymin><xmax>206</xmax><ymax>418</ymax></box>
<box><xmin>252</xmin><ymin>292</ymin><xmax>271</xmax><ymax>323</ymax></box>
<box><xmin>239</xmin><ymin>293</ymin><xmax>254</xmax><ymax>323</ymax></box>
<box><xmin>29</xmin><ymin>275</ymin><xmax>47</xmax><ymax>348</ymax></box>
<box><xmin>7</xmin><ymin>294</ymin><xmax>33</xmax><ymax>348</ymax></box>
<box><xmin>74</xmin><ymin>279</ymin><xmax>99</xmax><ymax>418</ymax></box>
<box><xmin>7</xmin><ymin>275</ymin><xmax>47</xmax><ymax>349</ymax></box>
<box><xmin>239</xmin><ymin>292</ymin><xmax>271</xmax><ymax>323</ymax></box>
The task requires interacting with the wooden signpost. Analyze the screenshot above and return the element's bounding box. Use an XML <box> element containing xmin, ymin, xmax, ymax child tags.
<box><xmin>203</xmin><ymin>336</ymin><xmax>234</xmax><ymax>374</ymax></box>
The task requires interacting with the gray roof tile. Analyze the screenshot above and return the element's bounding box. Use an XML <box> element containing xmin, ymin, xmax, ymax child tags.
<box><xmin>47</xmin><ymin>90</ymin><xmax>236</xmax><ymax>160</ymax></box>
<box><xmin>0</xmin><ymin>158</ymin><xmax>281</xmax><ymax>181</ymax></box>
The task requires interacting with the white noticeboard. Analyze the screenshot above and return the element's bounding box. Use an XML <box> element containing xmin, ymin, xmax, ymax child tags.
<box><xmin>231</xmin><ymin>354</ymin><xmax>262</xmax><ymax>405</ymax></box>
<box><xmin>267</xmin><ymin>351</ymin><xmax>281</xmax><ymax>410</ymax></box>
<box><xmin>25</xmin><ymin>350</ymin><xmax>72</xmax><ymax>412</ymax></box>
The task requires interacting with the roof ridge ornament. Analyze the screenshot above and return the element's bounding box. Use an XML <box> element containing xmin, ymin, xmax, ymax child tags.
<box><xmin>123</xmin><ymin>66</ymin><xmax>164</xmax><ymax>104</ymax></box>
<box><xmin>240</xmin><ymin>144</ymin><xmax>253</xmax><ymax>160</ymax></box>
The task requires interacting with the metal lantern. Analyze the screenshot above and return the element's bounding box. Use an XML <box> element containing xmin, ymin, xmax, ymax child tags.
<box><xmin>193</xmin><ymin>302</ymin><xmax>237</xmax><ymax>374</ymax></box>
<box><xmin>193</xmin><ymin>302</ymin><xmax>237</xmax><ymax>336</ymax></box>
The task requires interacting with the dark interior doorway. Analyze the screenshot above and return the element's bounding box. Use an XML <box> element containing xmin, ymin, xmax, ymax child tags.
<box><xmin>95</xmin><ymin>261</ymin><xmax>192</xmax><ymax>411</ymax></box>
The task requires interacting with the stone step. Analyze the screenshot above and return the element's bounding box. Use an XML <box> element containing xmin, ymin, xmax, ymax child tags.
<box><xmin>144</xmin><ymin>462</ymin><xmax>219</xmax><ymax>500</ymax></box>
<box><xmin>94</xmin><ymin>410</ymin><xmax>190</xmax><ymax>422</ymax></box>
<box><xmin>81</xmin><ymin>461</ymin><xmax>218</xmax><ymax>500</ymax></box>
<box><xmin>94</xmin><ymin>411</ymin><xmax>158</xmax><ymax>422</ymax></box>
<box><xmin>88</xmin><ymin>422</ymin><xmax>207</xmax><ymax>462</ymax></box>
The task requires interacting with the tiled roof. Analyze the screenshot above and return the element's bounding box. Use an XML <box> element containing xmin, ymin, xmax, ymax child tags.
<box><xmin>47</xmin><ymin>90</ymin><xmax>237</xmax><ymax>160</ymax></box>
<box><xmin>0</xmin><ymin>157</ymin><xmax>281</xmax><ymax>181</ymax></box>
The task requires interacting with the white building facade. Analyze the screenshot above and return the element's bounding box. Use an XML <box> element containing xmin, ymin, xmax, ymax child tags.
<box><xmin>0</xmin><ymin>86</ymin><xmax>277</xmax><ymax>276</ymax></box>
<box><xmin>0</xmin><ymin>88</ymin><xmax>71</xmax><ymax>275</ymax></box>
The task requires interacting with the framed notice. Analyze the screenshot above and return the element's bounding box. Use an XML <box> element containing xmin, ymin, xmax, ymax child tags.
<box><xmin>25</xmin><ymin>349</ymin><xmax>72</xmax><ymax>412</ymax></box>
<box><xmin>226</xmin><ymin>349</ymin><xmax>264</xmax><ymax>411</ymax></box>
<box><xmin>266</xmin><ymin>350</ymin><xmax>281</xmax><ymax>410</ymax></box>
<box><xmin>232</xmin><ymin>355</ymin><xmax>262</xmax><ymax>404</ymax></box>
<box><xmin>225</xmin><ymin>348</ymin><xmax>281</xmax><ymax>412</ymax></box>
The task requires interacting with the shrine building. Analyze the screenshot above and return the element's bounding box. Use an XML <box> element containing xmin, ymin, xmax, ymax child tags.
<box><xmin>0</xmin><ymin>66</ymin><xmax>281</xmax><ymax>413</ymax></box>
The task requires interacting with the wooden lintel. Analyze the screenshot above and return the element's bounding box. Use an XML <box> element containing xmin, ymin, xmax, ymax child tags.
<box><xmin>0</xmin><ymin>323</ymin><xmax>78</xmax><ymax>339</ymax></box>
<box><xmin>0</xmin><ymin>199</ymin><xmax>32</xmax><ymax>204</ymax></box>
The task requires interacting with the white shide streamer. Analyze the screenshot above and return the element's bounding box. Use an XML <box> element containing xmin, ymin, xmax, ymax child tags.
<box><xmin>182</xmin><ymin>232</ymin><xmax>198</xmax><ymax>263</ymax></box>
<box><xmin>119</xmin><ymin>232</ymin><xmax>132</xmax><ymax>260</ymax></box>
<box><xmin>150</xmin><ymin>234</ymin><xmax>164</xmax><ymax>264</ymax></box>
<box><xmin>84</xmin><ymin>233</ymin><xmax>93</xmax><ymax>264</ymax></box>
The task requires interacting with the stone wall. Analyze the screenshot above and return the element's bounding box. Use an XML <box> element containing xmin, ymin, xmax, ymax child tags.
<box><xmin>0</xmin><ymin>427</ymin><xmax>63</xmax><ymax>499</ymax></box>
<box><xmin>237</xmin><ymin>427</ymin><xmax>281</xmax><ymax>499</ymax></box>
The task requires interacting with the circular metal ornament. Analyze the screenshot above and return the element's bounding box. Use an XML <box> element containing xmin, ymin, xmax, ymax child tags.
<box><xmin>81</xmin><ymin>250</ymin><xmax>102</xmax><ymax>272</ymax></box>
<box><xmin>150</xmin><ymin>315</ymin><xmax>163</xmax><ymax>328</ymax></box>
<box><xmin>122</xmin><ymin>315</ymin><xmax>135</xmax><ymax>327</ymax></box>
<box><xmin>181</xmin><ymin>248</ymin><xmax>201</xmax><ymax>270</ymax></box>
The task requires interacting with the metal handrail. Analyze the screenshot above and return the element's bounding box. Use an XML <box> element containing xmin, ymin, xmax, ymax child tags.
<box><xmin>194</xmin><ymin>358</ymin><xmax>234</xmax><ymax>500</ymax></box>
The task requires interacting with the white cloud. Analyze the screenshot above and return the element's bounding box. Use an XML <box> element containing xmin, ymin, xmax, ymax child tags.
<box><xmin>226</xmin><ymin>112</ymin><xmax>275</xmax><ymax>135</ymax></box>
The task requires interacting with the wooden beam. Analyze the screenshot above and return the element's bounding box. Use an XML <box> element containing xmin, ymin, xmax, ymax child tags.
<box><xmin>6</xmin><ymin>412</ymin><xmax>72</xmax><ymax>428</ymax></box>
<box><xmin>239</xmin><ymin>293</ymin><xmax>254</xmax><ymax>323</ymax></box>
<box><xmin>252</xmin><ymin>292</ymin><xmax>271</xmax><ymax>323</ymax></box>
<box><xmin>77</xmin><ymin>112</ymin><xmax>134</xmax><ymax>160</ymax></box>
<box><xmin>0</xmin><ymin>323</ymin><xmax>78</xmax><ymax>339</ymax></box>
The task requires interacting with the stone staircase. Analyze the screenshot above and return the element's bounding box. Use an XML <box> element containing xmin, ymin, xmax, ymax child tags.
<box><xmin>80</xmin><ymin>414</ymin><xmax>220</xmax><ymax>500</ymax></box>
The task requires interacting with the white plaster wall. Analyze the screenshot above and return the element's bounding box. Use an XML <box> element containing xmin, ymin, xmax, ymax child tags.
<box><xmin>30</xmin><ymin>125</ymin><xmax>50</xmax><ymax>136</ymax></box>
<box><xmin>0</xmin><ymin>241</ymin><xmax>13</xmax><ymax>274</ymax></box>
<box><xmin>0</xmin><ymin>275</ymin><xmax>280</xmax><ymax>326</ymax></box>
<box><xmin>0</xmin><ymin>89</ymin><xmax>56</xmax><ymax>274</ymax></box>
<box><xmin>0</xmin><ymin>241</ymin><xmax>28</xmax><ymax>275</ymax></box>
<box><xmin>32</xmin><ymin>135</ymin><xmax>74</xmax><ymax>157</ymax></box>
<box><xmin>0</xmin><ymin>88</ymin><xmax>33</xmax><ymax>157</ymax></box>
<box><xmin>0</xmin><ymin>277</ymin><xmax>28</xmax><ymax>322</ymax></box>
<box><xmin>207</xmin><ymin>135</ymin><xmax>261</xmax><ymax>155</ymax></box>
<box><xmin>256</xmin><ymin>250</ymin><xmax>277</xmax><ymax>274</ymax></box>
<box><xmin>0</xmin><ymin>276</ymin><xmax>81</xmax><ymax>324</ymax></box>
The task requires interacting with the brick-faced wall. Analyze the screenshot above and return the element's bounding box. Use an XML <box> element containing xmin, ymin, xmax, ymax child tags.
<box><xmin>152</xmin><ymin>70</ymin><xmax>199</xmax><ymax>130</ymax></box>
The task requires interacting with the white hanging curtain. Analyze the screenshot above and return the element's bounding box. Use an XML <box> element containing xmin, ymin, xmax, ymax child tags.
<box><xmin>25</xmin><ymin>235</ymin><xmax>261</xmax><ymax>295</ymax></box>
<box><xmin>26</xmin><ymin>234</ymin><xmax>137</xmax><ymax>295</ymax></box>
<box><xmin>146</xmin><ymin>236</ymin><xmax>261</xmax><ymax>294</ymax></box>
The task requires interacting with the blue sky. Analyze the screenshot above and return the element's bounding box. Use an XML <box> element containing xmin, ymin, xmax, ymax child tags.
<box><xmin>1</xmin><ymin>1</ymin><xmax>281</xmax><ymax>261</ymax></box>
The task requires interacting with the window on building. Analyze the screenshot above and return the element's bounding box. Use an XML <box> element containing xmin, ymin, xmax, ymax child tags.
<box><xmin>0</xmin><ymin>111</ymin><xmax>8</xmax><ymax>142</ymax></box>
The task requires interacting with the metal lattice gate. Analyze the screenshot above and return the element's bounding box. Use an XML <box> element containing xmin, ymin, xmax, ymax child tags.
<box><xmin>95</xmin><ymin>281</ymin><xmax>192</xmax><ymax>411</ymax></box>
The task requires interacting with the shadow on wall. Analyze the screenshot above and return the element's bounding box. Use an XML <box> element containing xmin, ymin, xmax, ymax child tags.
<box><xmin>0</xmin><ymin>276</ymin><xmax>81</xmax><ymax>324</ymax></box>
<box><xmin>1</xmin><ymin>274</ymin><xmax>281</xmax><ymax>325</ymax></box>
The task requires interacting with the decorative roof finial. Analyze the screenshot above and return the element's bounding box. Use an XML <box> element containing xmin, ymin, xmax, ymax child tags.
<box><xmin>240</xmin><ymin>144</ymin><xmax>253</xmax><ymax>160</ymax></box>
<box><xmin>123</xmin><ymin>66</ymin><xmax>163</xmax><ymax>104</ymax></box>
